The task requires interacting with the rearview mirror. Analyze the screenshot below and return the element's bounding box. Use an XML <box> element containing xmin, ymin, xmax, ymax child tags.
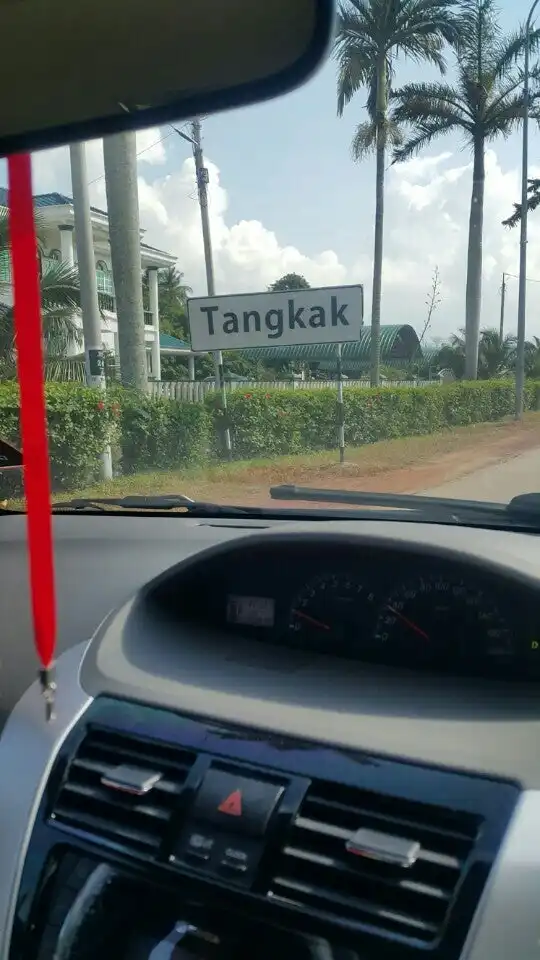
<box><xmin>0</xmin><ymin>0</ymin><xmax>334</xmax><ymax>155</ymax></box>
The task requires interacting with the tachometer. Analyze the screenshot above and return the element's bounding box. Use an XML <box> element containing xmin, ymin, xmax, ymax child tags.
<box><xmin>288</xmin><ymin>572</ymin><xmax>374</xmax><ymax>653</ymax></box>
<box><xmin>374</xmin><ymin>573</ymin><xmax>515</xmax><ymax>671</ymax></box>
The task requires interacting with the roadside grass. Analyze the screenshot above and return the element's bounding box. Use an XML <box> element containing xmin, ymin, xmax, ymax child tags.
<box><xmin>43</xmin><ymin>412</ymin><xmax>540</xmax><ymax>505</ymax></box>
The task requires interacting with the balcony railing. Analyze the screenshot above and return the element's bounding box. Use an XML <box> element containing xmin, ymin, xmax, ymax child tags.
<box><xmin>0</xmin><ymin>258</ymin><xmax>155</xmax><ymax>324</ymax></box>
<box><xmin>98</xmin><ymin>291</ymin><xmax>115</xmax><ymax>313</ymax></box>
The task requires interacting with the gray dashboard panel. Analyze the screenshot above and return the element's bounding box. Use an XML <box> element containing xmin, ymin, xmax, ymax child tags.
<box><xmin>0</xmin><ymin>514</ymin><xmax>280</xmax><ymax>725</ymax></box>
<box><xmin>78</xmin><ymin>520</ymin><xmax>540</xmax><ymax>786</ymax></box>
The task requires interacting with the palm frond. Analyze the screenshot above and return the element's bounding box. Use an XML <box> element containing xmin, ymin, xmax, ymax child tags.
<box><xmin>391</xmin><ymin>79</ymin><xmax>473</xmax><ymax>124</ymax></box>
<box><xmin>491</xmin><ymin>25</ymin><xmax>540</xmax><ymax>80</ymax></box>
<box><xmin>0</xmin><ymin>204</ymin><xmax>49</xmax><ymax>256</ymax></box>
<box><xmin>503</xmin><ymin>177</ymin><xmax>540</xmax><ymax>227</ymax></box>
<box><xmin>44</xmin><ymin>355</ymin><xmax>86</xmax><ymax>383</ymax></box>
<box><xmin>39</xmin><ymin>260</ymin><xmax>81</xmax><ymax>313</ymax></box>
<box><xmin>455</xmin><ymin>0</ymin><xmax>502</xmax><ymax>76</ymax></box>
<box><xmin>43</xmin><ymin>310</ymin><xmax>83</xmax><ymax>356</ymax></box>
<box><xmin>335</xmin><ymin>0</ymin><xmax>459</xmax><ymax>118</ymax></box>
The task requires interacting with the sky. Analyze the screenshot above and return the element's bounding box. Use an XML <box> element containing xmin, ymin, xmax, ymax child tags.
<box><xmin>2</xmin><ymin>0</ymin><xmax>540</xmax><ymax>343</ymax></box>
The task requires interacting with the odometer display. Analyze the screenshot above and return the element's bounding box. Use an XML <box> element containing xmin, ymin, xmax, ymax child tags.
<box><xmin>374</xmin><ymin>573</ymin><xmax>515</xmax><ymax>671</ymax></box>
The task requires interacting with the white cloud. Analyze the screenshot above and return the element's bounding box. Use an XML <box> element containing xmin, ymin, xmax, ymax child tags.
<box><xmin>3</xmin><ymin>126</ymin><xmax>540</xmax><ymax>340</ymax></box>
<box><xmin>26</xmin><ymin>132</ymin><xmax>348</xmax><ymax>296</ymax></box>
<box><xmin>353</xmin><ymin>148</ymin><xmax>540</xmax><ymax>337</ymax></box>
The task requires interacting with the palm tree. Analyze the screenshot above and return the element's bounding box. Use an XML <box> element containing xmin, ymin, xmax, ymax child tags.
<box><xmin>391</xmin><ymin>0</ymin><xmax>540</xmax><ymax>379</ymax></box>
<box><xmin>436</xmin><ymin>326</ymin><xmax>517</xmax><ymax>378</ymax></box>
<box><xmin>0</xmin><ymin>208</ymin><xmax>84</xmax><ymax>381</ymax></box>
<box><xmin>524</xmin><ymin>334</ymin><xmax>540</xmax><ymax>377</ymax></box>
<box><xmin>334</xmin><ymin>0</ymin><xmax>459</xmax><ymax>387</ymax></box>
<box><xmin>142</xmin><ymin>265</ymin><xmax>192</xmax><ymax>341</ymax></box>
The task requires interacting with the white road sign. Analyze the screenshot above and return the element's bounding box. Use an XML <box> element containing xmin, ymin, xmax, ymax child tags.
<box><xmin>187</xmin><ymin>284</ymin><xmax>364</xmax><ymax>352</ymax></box>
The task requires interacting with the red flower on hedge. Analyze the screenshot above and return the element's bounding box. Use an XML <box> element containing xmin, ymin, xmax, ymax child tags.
<box><xmin>265</xmin><ymin>393</ymin><xmax>271</xmax><ymax>399</ymax></box>
<box><xmin>97</xmin><ymin>400</ymin><xmax>105</xmax><ymax>412</ymax></box>
<box><xmin>244</xmin><ymin>393</ymin><xmax>252</xmax><ymax>399</ymax></box>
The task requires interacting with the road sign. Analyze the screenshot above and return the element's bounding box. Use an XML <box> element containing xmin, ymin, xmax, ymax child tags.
<box><xmin>187</xmin><ymin>284</ymin><xmax>364</xmax><ymax>352</ymax></box>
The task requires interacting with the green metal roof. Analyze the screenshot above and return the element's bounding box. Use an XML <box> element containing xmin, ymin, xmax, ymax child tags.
<box><xmin>159</xmin><ymin>333</ymin><xmax>191</xmax><ymax>351</ymax></box>
<box><xmin>420</xmin><ymin>344</ymin><xmax>443</xmax><ymax>363</ymax></box>
<box><xmin>239</xmin><ymin>325</ymin><xmax>421</xmax><ymax>364</ymax></box>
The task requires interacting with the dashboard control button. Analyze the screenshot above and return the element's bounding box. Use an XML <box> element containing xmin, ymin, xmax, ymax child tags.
<box><xmin>185</xmin><ymin>831</ymin><xmax>215</xmax><ymax>862</ymax></box>
<box><xmin>219</xmin><ymin>846</ymin><xmax>250</xmax><ymax>872</ymax></box>
<box><xmin>173</xmin><ymin>824</ymin><xmax>263</xmax><ymax>888</ymax></box>
<box><xmin>191</xmin><ymin>768</ymin><xmax>284</xmax><ymax>836</ymax></box>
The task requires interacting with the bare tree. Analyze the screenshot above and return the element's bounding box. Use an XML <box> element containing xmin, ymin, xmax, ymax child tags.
<box><xmin>420</xmin><ymin>266</ymin><xmax>442</xmax><ymax>344</ymax></box>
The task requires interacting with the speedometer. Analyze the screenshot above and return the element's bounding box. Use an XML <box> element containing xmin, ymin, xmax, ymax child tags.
<box><xmin>288</xmin><ymin>572</ymin><xmax>375</xmax><ymax>653</ymax></box>
<box><xmin>374</xmin><ymin>573</ymin><xmax>515</xmax><ymax>671</ymax></box>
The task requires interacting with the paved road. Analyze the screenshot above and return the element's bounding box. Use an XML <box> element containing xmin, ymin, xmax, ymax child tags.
<box><xmin>421</xmin><ymin>446</ymin><xmax>540</xmax><ymax>502</ymax></box>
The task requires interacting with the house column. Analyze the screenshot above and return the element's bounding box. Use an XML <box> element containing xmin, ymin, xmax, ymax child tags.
<box><xmin>58</xmin><ymin>224</ymin><xmax>74</xmax><ymax>265</ymax></box>
<box><xmin>148</xmin><ymin>267</ymin><xmax>161</xmax><ymax>381</ymax></box>
<box><xmin>188</xmin><ymin>354</ymin><xmax>195</xmax><ymax>380</ymax></box>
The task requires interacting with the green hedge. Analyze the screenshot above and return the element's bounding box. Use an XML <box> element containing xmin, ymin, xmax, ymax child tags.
<box><xmin>0</xmin><ymin>380</ymin><xmax>538</xmax><ymax>495</ymax></box>
<box><xmin>115</xmin><ymin>388</ymin><xmax>212</xmax><ymax>474</ymax></box>
<box><xmin>0</xmin><ymin>382</ymin><xmax>116</xmax><ymax>494</ymax></box>
<box><xmin>212</xmin><ymin>380</ymin><xmax>540</xmax><ymax>460</ymax></box>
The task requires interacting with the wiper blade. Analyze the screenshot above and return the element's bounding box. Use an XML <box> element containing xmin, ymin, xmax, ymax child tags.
<box><xmin>270</xmin><ymin>484</ymin><xmax>508</xmax><ymax>516</ymax></box>
<box><xmin>53</xmin><ymin>495</ymin><xmax>258</xmax><ymax>517</ymax></box>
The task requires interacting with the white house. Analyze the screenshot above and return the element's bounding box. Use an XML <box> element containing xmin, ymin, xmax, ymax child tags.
<box><xmin>0</xmin><ymin>188</ymin><xmax>197</xmax><ymax>380</ymax></box>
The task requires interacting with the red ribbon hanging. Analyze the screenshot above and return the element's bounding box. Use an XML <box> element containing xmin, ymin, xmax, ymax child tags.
<box><xmin>7</xmin><ymin>153</ymin><xmax>57</xmax><ymax>718</ymax></box>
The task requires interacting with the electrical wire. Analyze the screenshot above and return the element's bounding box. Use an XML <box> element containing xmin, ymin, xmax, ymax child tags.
<box><xmin>87</xmin><ymin>122</ymin><xmax>191</xmax><ymax>186</ymax></box>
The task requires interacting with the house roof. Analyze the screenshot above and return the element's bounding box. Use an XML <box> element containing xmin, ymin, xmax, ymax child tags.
<box><xmin>239</xmin><ymin>324</ymin><xmax>422</xmax><ymax>368</ymax></box>
<box><xmin>159</xmin><ymin>333</ymin><xmax>191</xmax><ymax>351</ymax></box>
<box><xmin>0</xmin><ymin>188</ymin><xmax>174</xmax><ymax>259</ymax></box>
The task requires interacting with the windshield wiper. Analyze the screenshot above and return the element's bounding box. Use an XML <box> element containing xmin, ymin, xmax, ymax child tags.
<box><xmin>50</xmin><ymin>493</ymin><xmax>448</xmax><ymax>523</ymax></box>
<box><xmin>270</xmin><ymin>484</ymin><xmax>540</xmax><ymax>527</ymax></box>
<box><xmin>51</xmin><ymin>489</ymin><xmax>540</xmax><ymax>528</ymax></box>
<box><xmin>52</xmin><ymin>495</ymin><xmax>262</xmax><ymax>516</ymax></box>
<box><xmin>270</xmin><ymin>484</ymin><xmax>506</xmax><ymax>514</ymax></box>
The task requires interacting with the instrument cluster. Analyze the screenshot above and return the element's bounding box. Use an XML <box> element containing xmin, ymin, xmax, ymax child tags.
<box><xmin>215</xmin><ymin>550</ymin><xmax>540</xmax><ymax>680</ymax></box>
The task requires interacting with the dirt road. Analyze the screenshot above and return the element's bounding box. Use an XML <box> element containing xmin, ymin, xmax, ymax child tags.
<box><xmin>183</xmin><ymin>416</ymin><xmax>540</xmax><ymax>507</ymax></box>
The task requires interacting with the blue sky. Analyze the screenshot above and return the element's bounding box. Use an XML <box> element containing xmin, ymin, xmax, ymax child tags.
<box><xmin>4</xmin><ymin>0</ymin><xmax>540</xmax><ymax>341</ymax></box>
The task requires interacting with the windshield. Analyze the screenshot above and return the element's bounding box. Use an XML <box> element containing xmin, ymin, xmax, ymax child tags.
<box><xmin>2</xmin><ymin>0</ymin><xmax>540</xmax><ymax>516</ymax></box>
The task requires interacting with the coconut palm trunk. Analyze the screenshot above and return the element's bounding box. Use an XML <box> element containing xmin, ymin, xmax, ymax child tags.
<box><xmin>464</xmin><ymin>136</ymin><xmax>485</xmax><ymax>379</ymax></box>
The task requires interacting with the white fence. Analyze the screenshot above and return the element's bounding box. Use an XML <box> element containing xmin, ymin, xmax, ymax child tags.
<box><xmin>150</xmin><ymin>378</ymin><xmax>438</xmax><ymax>403</ymax></box>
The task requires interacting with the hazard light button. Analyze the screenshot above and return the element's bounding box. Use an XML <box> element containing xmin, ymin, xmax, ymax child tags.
<box><xmin>191</xmin><ymin>768</ymin><xmax>285</xmax><ymax>837</ymax></box>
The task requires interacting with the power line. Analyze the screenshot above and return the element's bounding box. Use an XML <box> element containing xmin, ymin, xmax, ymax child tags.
<box><xmin>504</xmin><ymin>272</ymin><xmax>540</xmax><ymax>284</ymax></box>
<box><xmin>87</xmin><ymin>122</ymin><xmax>190</xmax><ymax>186</ymax></box>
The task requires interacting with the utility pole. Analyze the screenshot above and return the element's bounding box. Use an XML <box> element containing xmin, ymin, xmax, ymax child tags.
<box><xmin>190</xmin><ymin>118</ymin><xmax>231</xmax><ymax>458</ymax></box>
<box><xmin>499</xmin><ymin>272</ymin><xmax>507</xmax><ymax>343</ymax></box>
<box><xmin>69</xmin><ymin>142</ymin><xmax>113</xmax><ymax>480</ymax></box>
<box><xmin>516</xmin><ymin>0</ymin><xmax>540</xmax><ymax>418</ymax></box>
<box><xmin>103</xmin><ymin>131</ymin><xmax>148</xmax><ymax>392</ymax></box>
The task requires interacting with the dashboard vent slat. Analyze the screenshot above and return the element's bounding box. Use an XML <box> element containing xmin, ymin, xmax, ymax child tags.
<box><xmin>266</xmin><ymin>781</ymin><xmax>483</xmax><ymax>944</ymax></box>
<box><xmin>50</xmin><ymin>728</ymin><xmax>196</xmax><ymax>854</ymax></box>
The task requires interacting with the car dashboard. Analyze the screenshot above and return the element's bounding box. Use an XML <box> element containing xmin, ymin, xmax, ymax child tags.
<box><xmin>166</xmin><ymin>539</ymin><xmax>540</xmax><ymax>680</ymax></box>
<box><xmin>1</xmin><ymin>513</ymin><xmax>540</xmax><ymax>960</ymax></box>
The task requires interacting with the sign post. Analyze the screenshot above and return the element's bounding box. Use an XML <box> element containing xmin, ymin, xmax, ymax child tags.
<box><xmin>336</xmin><ymin>343</ymin><xmax>345</xmax><ymax>463</ymax></box>
<box><xmin>187</xmin><ymin>284</ymin><xmax>363</xmax><ymax>462</ymax></box>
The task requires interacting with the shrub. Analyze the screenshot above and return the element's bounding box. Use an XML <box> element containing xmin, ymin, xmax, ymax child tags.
<box><xmin>0</xmin><ymin>382</ymin><xmax>117</xmax><ymax>495</ymax></box>
<box><xmin>117</xmin><ymin>389</ymin><xmax>211</xmax><ymax>474</ymax></box>
<box><xmin>207</xmin><ymin>380</ymin><xmax>539</xmax><ymax>461</ymax></box>
<box><xmin>0</xmin><ymin>379</ymin><xmax>537</xmax><ymax>496</ymax></box>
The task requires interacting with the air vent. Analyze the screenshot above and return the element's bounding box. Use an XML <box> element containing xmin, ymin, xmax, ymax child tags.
<box><xmin>51</xmin><ymin>728</ymin><xmax>195</xmax><ymax>854</ymax></box>
<box><xmin>266</xmin><ymin>780</ymin><xmax>483</xmax><ymax>944</ymax></box>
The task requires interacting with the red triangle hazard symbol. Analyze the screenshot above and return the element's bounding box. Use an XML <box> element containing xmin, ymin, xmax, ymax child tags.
<box><xmin>217</xmin><ymin>789</ymin><xmax>242</xmax><ymax>816</ymax></box>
